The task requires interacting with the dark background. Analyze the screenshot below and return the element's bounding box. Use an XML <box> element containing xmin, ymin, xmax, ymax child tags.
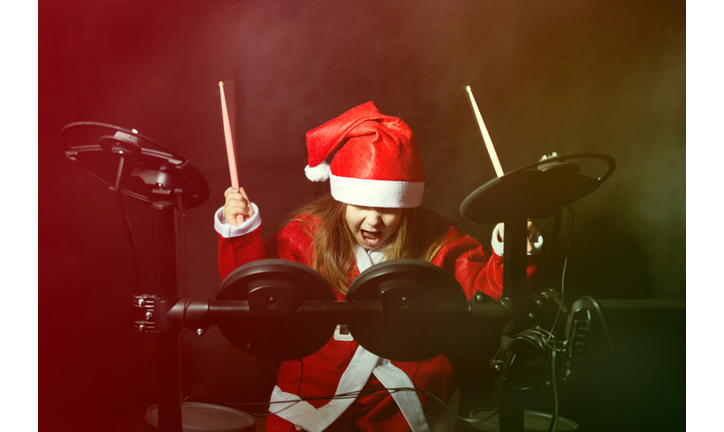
<box><xmin>38</xmin><ymin>0</ymin><xmax>685</xmax><ymax>430</ymax></box>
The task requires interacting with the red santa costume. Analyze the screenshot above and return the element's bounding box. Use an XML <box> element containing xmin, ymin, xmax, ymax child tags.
<box><xmin>215</xmin><ymin>102</ymin><xmax>542</xmax><ymax>431</ymax></box>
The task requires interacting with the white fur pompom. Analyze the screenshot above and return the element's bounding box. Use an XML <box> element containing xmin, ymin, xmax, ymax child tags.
<box><xmin>304</xmin><ymin>161</ymin><xmax>331</xmax><ymax>182</ymax></box>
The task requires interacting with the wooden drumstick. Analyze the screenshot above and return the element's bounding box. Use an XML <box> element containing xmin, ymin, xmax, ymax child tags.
<box><xmin>466</xmin><ymin>85</ymin><xmax>532</xmax><ymax>251</ymax></box>
<box><xmin>219</xmin><ymin>81</ymin><xmax>245</xmax><ymax>225</ymax></box>
<box><xmin>466</xmin><ymin>85</ymin><xmax>505</xmax><ymax>178</ymax></box>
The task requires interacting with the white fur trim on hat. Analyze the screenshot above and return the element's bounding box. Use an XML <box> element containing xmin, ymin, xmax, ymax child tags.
<box><xmin>305</xmin><ymin>161</ymin><xmax>331</xmax><ymax>182</ymax></box>
<box><xmin>330</xmin><ymin>173</ymin><xmax>424</xmax><ymax>208</ymax></box>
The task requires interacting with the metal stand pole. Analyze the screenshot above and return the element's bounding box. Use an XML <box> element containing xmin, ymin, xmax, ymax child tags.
<box><xmin>498</xmin><ymin>215</ymin><xmax>529</xmax><ymax>432</ymax></box>
<box><xmin>152</xmin><ymin>202</ymin><xmax>182</xmax><ymax>432</ymax></box>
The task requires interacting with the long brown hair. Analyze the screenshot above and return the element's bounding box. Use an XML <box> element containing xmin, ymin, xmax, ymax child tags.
<box><xmin>288</xmin><ymin>194</ymin><xmax>461</xmax><ymax>294</ymax></box>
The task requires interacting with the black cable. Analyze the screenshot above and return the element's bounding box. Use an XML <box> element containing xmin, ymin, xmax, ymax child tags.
<box><xmin>514</xmin><ymin>328</ymin><xmax>552</xmax><ymax>352</ymax></box>
<box><xmin>547</xmin><ymin>340</ymin><xmax>559</xmax><ymax>432</ymax></box>
<box><xmin>193</xmin><ymin>381</ymin><xmax>495</xmax><ymax>424</ymax></box>
<box><xmin>261</xmin><ymin>399</ymin><xmax>305</xmax><ymax>417</ymax></box>
<box><xmin>546</xmin><ymin>205</ymin><xmax>575</xmax><ymax>347</ymax></box>
<box><xmin>412</xmin><ymin>359</ymin><xmax>425</xmax><ymax>387</ymax></box>
<box><xmin>168</xmin><ymin>394</ymin><xmax>192</xmax><ymax>423</ymax></box>
<box><xmin>298</xmin><ymin>359</ymin><xmax>305</xmax><ymax>399</ymax></box>
<box><xmin>538</xmin><ymin>209</ymin><xmax>562</xmax><ymax>289</ymax></box>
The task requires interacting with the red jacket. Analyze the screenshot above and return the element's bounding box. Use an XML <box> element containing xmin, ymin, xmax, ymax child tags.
<box><xmin>217</xmin><ymin>208</ymin><xmax>536</xmax><ymax>431</ymax></box>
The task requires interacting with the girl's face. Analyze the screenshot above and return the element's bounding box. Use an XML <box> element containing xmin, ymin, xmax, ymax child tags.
<box><xmin>345</xmin><ymin>204</ymin><xmax>403</xmax><ymax>250</ymax></box>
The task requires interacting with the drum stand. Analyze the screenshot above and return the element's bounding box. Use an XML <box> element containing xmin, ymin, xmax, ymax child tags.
<box><xmin>459</xmin><ymin>153</ymin><xmax>616</xmax><ymax>432</ymax></box>
<box><xmin>61</xmin><ymin>122</ymin><xmax>209</xmax><ymax>432</ymax></box>
<box><xmin>143</xmin><ymin>201</ymin><xmax>183</xmax><ymax>431</ymax></box>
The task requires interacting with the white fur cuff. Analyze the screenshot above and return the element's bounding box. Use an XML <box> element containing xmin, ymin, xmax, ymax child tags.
<box><xmin>214</xmin><ymin>203</ymin><xmax>262</xmax><ymax>238</ymax></box>
<box><xmin>491</xmin><ymin>223</ymin><xmax>544</xmax><ymax>256</ymax></box>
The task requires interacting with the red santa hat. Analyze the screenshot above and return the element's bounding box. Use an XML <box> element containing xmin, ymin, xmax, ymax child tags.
<box><xmin>304</xmin><ymin>101</ymin><xmax>425</xmax><ymax>208</ymax></box>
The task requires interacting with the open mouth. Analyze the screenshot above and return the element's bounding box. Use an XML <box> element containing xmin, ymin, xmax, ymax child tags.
<box><xmin>360</xmin><ymin>230</ymin><xmax>382</xmax><ymax>247</ymax></box>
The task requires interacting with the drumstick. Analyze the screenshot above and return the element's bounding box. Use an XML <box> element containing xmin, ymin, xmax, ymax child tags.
<box><xmin>465</xmin><ymin>85</ymin><xmax>505</xmax><ymax>178</ymax></box>
<box><xmin>466</xmin><ymin>86</ymin><xmax>531</xmax><ymax>251</ymax></box>
<box><xmin>219</xmin><ymin>81</ymin><xmax>245</xmax><ymax>225</ymax></box>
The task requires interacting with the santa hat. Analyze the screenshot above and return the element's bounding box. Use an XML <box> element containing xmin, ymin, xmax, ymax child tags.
<box><xmin>304</xmin><ymin>101</ymin><xmax>425</xmax><ymax>208</ymax></box>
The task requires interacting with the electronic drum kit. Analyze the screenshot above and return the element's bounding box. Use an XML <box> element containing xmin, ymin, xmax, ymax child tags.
<box><xmin>60</xmin><ymin>122</ymin><xmax>615</xmax><ymax>432</ymax></box>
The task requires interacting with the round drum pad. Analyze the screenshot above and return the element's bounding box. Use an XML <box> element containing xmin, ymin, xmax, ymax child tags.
<box><xmin>346</xmin><ymin>259</ymin><xmax>468</xmax><ymax>361</ymax></box>
<box><xmin>216</xmin><ymin>259</ymin><xmax>337</xmax><ymax>361</ymax></box>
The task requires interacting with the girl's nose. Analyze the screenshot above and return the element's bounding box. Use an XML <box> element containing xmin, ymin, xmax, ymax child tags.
<box><xmin>366</xmin><ymin>211</ymin><xmax>383</xmax><ymax>228</ymax></box>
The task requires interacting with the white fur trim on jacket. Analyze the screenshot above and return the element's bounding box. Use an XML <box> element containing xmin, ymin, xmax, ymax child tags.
<box><xmin>270</xmin><ymin>346</ymin><xmax>380</xmax><ymax>432</ymax></box>
<box><xmin>372</xmin><ymin>358</ymin><xmax>431</xmax><ymax>431</ymax></box>
<box><xmin>214</xmin><ymin>203</ymin><xmax>261</xmax><ymax>238</ymax></box>
<box><xmin>330</xmin><ymin>173</ymin><xmax>425</xmax><ymax>208</ymax></box>
<box><xmin>491</xmin><ymin>223</ymin><xmax>543</xmax><ymax>256</ymax></box>
<box><xmin>270</xmin><ymin>346</ymin><xmax>438</xmax><ymax>432</ymax></box>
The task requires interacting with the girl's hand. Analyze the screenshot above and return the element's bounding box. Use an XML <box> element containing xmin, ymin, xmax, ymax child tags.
<box><xmin>223</xmin><ymin>186</ymin><xmax>255</xmax><ymax>226</ymax></box>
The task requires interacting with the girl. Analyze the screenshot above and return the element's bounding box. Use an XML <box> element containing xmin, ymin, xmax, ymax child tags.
<box><xmin>215</xmin><ymin>101</ymin><xmax>541</xmax><ymax>431</ymax></box>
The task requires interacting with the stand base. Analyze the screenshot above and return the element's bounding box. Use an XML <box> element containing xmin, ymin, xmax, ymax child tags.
<box><xmin>468</xmin><ymin>409</ymin><xmax>579</xmax><ymax>432</ymax></box>
<box><xmin>145</xmin><ymin>402</ymin><xmax>257</xmax><ymax>432</ymax></box>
